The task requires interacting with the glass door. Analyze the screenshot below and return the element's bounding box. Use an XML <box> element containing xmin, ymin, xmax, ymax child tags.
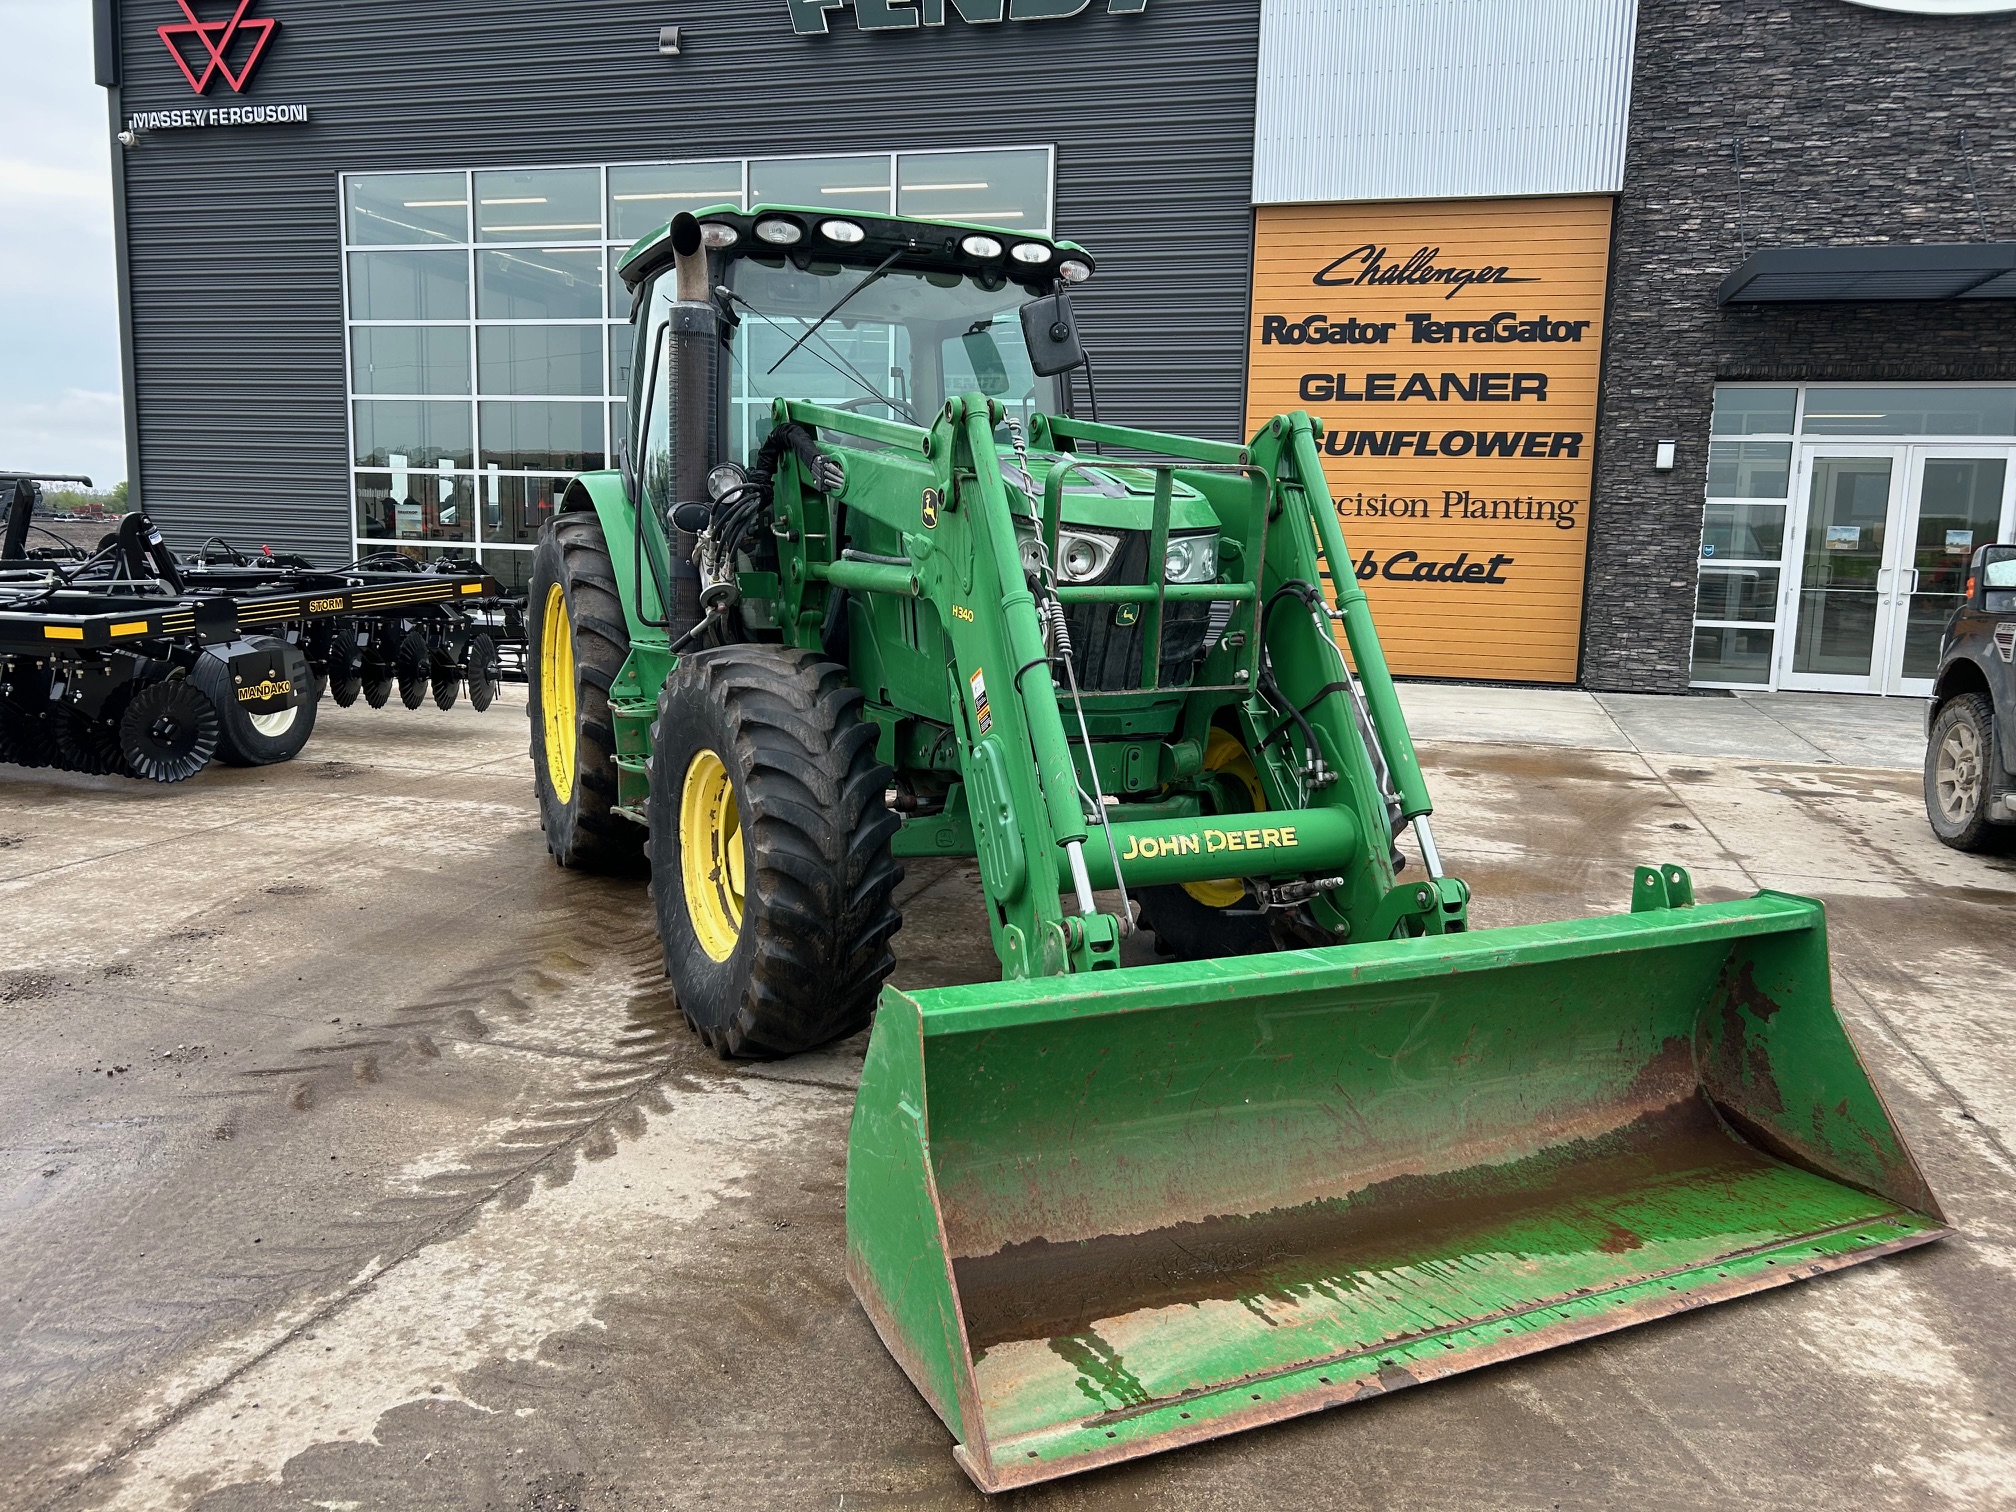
<box><xmin>1781</xmin><ymin>450</ymin><xmax>1905</xmax><ymax>692</ymax></box>
<box><xmin>1884</xmin><ymin>450</ymin><xmax>2015</xmax><ymax>695</ymax></box>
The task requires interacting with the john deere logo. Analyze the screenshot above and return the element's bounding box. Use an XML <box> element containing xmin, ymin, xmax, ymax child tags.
<box><xmin>921</xmin><ymin>488</ymin><xmax>940</xmax><ymax>528</ymax></box>
<box><xmin>1119</xmin><ymin>824</ymin><xmax>1301</xmax><ymax>862</ymax></box>
<box><xmin>235</xmin><ymin>677</ymin><xmax>292</xmax><ymax>703</ymax></box>
<box><xmin>1115</xmin><ymin>602</ymin><xmax>1140</xmax><ymax>627</ymax></box>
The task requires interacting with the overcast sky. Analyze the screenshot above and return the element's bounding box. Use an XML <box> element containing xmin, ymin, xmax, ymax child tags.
<box><xmin>0</xmin><ymin>2</ymin><xmax>123</xmax><ymax>488</ymax></box>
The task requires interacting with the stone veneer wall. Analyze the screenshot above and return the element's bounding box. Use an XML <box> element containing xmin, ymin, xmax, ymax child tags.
<box><xmin>1582</xmin><ymin>0</ymin><xmax>2016</xmax><ymax>691</ymax></box>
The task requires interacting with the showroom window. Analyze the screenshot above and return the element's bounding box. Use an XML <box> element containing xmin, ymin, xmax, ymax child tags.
<box><xmin>1690</xmin><ymin>384</ymin><xmax>2016</xmax><ymax>694</ymax></box>
<box><xmin>340</xmin><ymin>148</ymin><xmax>1054</xmax><ymax>593</ymax></box>
<box><xmin>1690</xmin><ymin>386</ymin><xmax>1796</xmax><ymax>686</ymax></box>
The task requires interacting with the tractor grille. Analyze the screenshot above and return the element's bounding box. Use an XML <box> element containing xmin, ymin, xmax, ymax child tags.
<box><xmin>1063</xmin><ymin>531</ymin><xmax>1221</xmax><ymax>693</ymax></box>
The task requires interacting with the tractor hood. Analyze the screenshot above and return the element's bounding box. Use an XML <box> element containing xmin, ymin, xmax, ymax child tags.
<box><xmin>1003</xmin><ymin>451</ymin><xmax>1217</xmax><ymax>536</ymax></box>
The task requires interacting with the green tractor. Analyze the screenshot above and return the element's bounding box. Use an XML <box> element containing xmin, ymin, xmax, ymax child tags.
<box><xmin>528</xmin><ymin>205</ymin><xmax>1947</xmax><ymax>1489</ymax></box>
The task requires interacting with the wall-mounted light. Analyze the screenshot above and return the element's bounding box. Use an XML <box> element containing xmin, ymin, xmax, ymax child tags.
<box><xmin>658</xmin><ymin>25</ymin><xmax>681</xmax><ymax>54</ymax></box>
<box><xmin>116</xmin><ymin>129</ymin><xmax>139</xmax><ymax>148</ymax></box>
<box><xmin>1654</xmin><ymin>440</ymin><xmax>1676</xmax><ymax>471</ymax></box>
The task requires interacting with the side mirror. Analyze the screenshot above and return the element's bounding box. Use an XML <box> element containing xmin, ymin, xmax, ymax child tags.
<box><xmin>1978</xmin><ymin>543</ymin><xmax>2016</xmax><ymax>609</ymax></box>
<box><xmin>1020</xmin><ymin>292</ymin><xmax>1086</xmax><ymax>377</ymax></box>
<box><xmin>960</xmin><ymin>328</ymin><xmax>1012</xmax><ymax>395</ymax></box>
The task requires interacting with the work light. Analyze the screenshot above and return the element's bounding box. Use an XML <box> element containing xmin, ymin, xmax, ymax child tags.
<box><xmin>960</xmin><ymin>235</ymin><xmax>1004</xmax><ymax>259</ymax></box>
<box><xmin>1164</xmin><ymin>533</ymin><xmax>1219</xmax><ymax>584</ymax></box>
<box><xmin>754</xmin><ymin>218</ymin><xmax>803</xmax><ymax>246</ymax></box>
<box><xmin>1056</xmin><ymin>529</ymin><xmax>1118</xmax><ymax>583</ymax></box>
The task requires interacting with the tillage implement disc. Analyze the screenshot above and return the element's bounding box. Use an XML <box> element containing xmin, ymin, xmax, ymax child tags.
<box><xmin>118</xmin><ymin>678</ymin><xmax>219</xmax><ymax>783</ymax></box>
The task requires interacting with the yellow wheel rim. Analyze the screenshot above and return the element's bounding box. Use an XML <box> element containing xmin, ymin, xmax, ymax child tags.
<box><xmin>539</xmin><ymin>583</ymin><xmax>578</xmax><ymax>801</ymax></box>
<box><xmin>680</xmin><ymin>749</ymin><xmax>745</xmax><ymax>962</ymax></box>
<box><xmin>1184</xmin><ymin>728</ymin><xmax>1266</xmax><ymax>909</ymax></box>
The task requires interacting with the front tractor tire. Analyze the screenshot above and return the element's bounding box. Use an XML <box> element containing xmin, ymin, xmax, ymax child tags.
<box><xmin>528</xmin><ymin>512</ymin><xmax>642</xmax><ymax>872</ymax></box>
<box><xmin>647</xmin><ymin>646</ymin><xmax>902</xmax><ymax>1058</ymax></box>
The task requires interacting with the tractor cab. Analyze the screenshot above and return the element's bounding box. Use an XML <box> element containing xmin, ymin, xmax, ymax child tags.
<box><xmin>613</xmin><ymin>206</ymin><xmax>1226</xmax><ymax>690</ymax></box>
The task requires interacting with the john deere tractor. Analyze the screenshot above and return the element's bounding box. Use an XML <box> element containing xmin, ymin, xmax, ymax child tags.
<box><xmin>528</xmin><ymin>205</ymin><xmax>1946</xmax><ymax>1489</ymax></box>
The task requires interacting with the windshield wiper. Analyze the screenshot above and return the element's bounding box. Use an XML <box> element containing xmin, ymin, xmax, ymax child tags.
<box><xmin>765</xmin><ymin>247</ymin><xmax>905</xmax><ymax>375</ymax></box>
<box><xmin>723</xmin><ymin>282</ymin><xmax>912</xmax><ymax>422</ymax></box>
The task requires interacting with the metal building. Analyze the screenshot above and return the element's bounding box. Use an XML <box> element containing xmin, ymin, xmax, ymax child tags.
<box><xmin>94</xmin><ymin>0</ymin><xmax>2016</xmax><ymax>690</ymax></box>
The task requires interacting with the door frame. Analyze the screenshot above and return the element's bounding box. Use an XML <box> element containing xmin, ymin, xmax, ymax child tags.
<box><xmin>1883</xmin><ymin>445</ymin><xmax>2016</xmax><ymax>697</ymax></box>
<box><xmin>1776</xmin><ymin>445</ymin><xmax>1909</xmax><ymax>694</ymax></box>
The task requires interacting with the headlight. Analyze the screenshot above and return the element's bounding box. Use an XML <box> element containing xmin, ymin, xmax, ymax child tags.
<box><xmin>960</xmin><ymin>234</ymin><xmax>1004</xmax><ymax>259</ymax></box>
<box><xmin>1057</xmin><ymin>258</ymin><xmax>1092</xmax><ymax>284</ymax></box>
<box><xmin>754</xmin><ymin>217</ymin><xmax>803</xmax><ymax>246</ymax></box>
<box><xmin>1164</xmin><ymin>533</ymin><xmax>1219</xmax><ymax>584</ymax></box>
<box><xmin>699</xmin><ymin>222</ymin><xmax>739</xmax><ymax>249</ymax></box>
<box><xmin>1010</xmin><ymin>242</ymin><xmax>1051</xmax><ymax>265</ymax></box>
<box><xmin>1056</xmin><ymin>528</ymin><xmax>1119</xmax><ymax>583</ymax></box>
<box><xmin>820</xmin><ymin>219</ymin><xmax>865</xmax><ymax>244</ymax></box>
<box><xmin>706</xmin><ymin>463</ymin><xmax>747</xmax><ymax>501</ymax></box>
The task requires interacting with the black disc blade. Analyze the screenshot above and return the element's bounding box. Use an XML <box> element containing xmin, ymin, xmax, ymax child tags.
<box><xmin>52</xmin><ymin>706</ymin><xmax>123</xmax><ymax>776</ymax></box>
<box><xmin>119</xmin><ymin>679</ymin><xmax>219</xmax><ymax>783</ymax></box>
<box><xmin>466</xmin><ymin>633</ymin><xmax>499</xmax><ymax>712</ymax></box>
<box><xmin>395</xmin><ymin>629</ymin><xmax>431</xmax><ymax>710</ymax></box>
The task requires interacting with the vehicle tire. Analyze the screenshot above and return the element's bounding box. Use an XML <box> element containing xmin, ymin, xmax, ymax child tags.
<box><xmin>1925</xmin><ymin>692</ymin><xmax>2007</xmax><ymax>851</ymax></box>
<box><xmin>1137</xmin><ymin>727</ymin><xmax>1275</xmax><ymax>959</ymax></box>
<box><xmin>647</xmin><ymin>645</ymin><xmax>902</xmax><ymax>1058</ymax></box>
<box><xmin>527</xmin><ymin>511</ymin><xmax>641</xmax><ymax>872</ymax></box>
<box><xmin>192</xmin><ymin>638</ymin><xmax>319</xmax><ymax>767</ymax></box>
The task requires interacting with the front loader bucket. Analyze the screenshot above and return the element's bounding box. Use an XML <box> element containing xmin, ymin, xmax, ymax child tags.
<box><xmin>845</xmin><ymin>885</ymin><xmax>1947</xmax><ymax>1491</ymax></box>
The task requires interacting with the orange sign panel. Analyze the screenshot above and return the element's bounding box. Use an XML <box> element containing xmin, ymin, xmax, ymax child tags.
<box><xmin>1246</xmin><ymin>197</ymin><xmax>1613</xmax><ymax>683</ymax></box>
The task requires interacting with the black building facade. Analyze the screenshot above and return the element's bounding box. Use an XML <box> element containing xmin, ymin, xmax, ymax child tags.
<box><xmin>1589</xmin><ymin>0</ymin><xmax>2016</xmax><ymax>695</ymax></box>
<box><xmin>98</xmin><ymin>0</ymin><xmax>1261</xmax><ymax>585</ymax></box>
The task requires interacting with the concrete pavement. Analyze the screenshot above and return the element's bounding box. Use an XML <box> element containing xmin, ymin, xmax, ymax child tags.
<box><xmin>3</xmin><ymin>683</ymin><xmax>2012</xmax><ymax>1512</ymax></box>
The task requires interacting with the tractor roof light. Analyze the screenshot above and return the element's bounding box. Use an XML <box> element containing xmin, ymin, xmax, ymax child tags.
<box><xmin>699</xmin><ymin>222</ymin><xmax>739</xmax><ymax>249</ymax></box>
<box><xmin>706</xmin><ymin>463</ymin><xmax>748</xmax><ymax>501</ymax></box>
<box><xmin>960</xmin><ymin>234</ymin><xmax>1004</xmax><ymax>259</ymax></box>
<box><xmin>754</xmin><ymin>218</ymin><xmax>804</xmax><ymax>246</ymax></box>
<box><xmin>1010</xmin><ymin>242</ymin><xmax>1051</xmax><ymax>265</ymax></box>
<box><xmin>1057</xmin><ymin>258</ymin><xmax>1092</xmax><ymax>284</ymax></box>
<box><xmin>820</xmin><ymin>219</ymin><xmax>866</xmax><ymax>244</ymax></box>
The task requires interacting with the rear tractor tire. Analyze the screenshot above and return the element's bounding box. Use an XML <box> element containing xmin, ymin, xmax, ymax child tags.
<box><xmin>647</xmin><ymin>645</ymin><xmax>903</xmax><ymax>1058</ymax></box>
<box><xmin>527</xmin><ymin>511</ymin><xmax>642</xmax><ymax>872</ymax></box>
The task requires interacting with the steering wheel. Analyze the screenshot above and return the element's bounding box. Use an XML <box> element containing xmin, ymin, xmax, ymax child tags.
<box><xmin>832</xmin><ymin>395</ymin><xmax>918</xmax><ymax>423</ymax></box>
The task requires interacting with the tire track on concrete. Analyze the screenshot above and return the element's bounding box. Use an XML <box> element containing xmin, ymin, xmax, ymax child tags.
<box><xmin>30</xmin><ymin>895</ymin><xmax>781</xmax><ymax>1512</ymax></box>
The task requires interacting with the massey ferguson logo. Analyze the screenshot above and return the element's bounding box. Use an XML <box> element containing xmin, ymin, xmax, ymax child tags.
<box><xmin>159</xmin><ymin>0</ymin><xmax>279</xmax><ymax>95</ymax></box>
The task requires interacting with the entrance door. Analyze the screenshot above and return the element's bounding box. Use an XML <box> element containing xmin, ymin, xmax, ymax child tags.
<box><xmin>1885</xmin><ymin>450</ymin><xmax>2014</xmax><ymax>695</ymax></box>
<box><xmin>1782</xmin><ymin>450</ymin><xmax>1904</xmax><ymax>692</ymax></box>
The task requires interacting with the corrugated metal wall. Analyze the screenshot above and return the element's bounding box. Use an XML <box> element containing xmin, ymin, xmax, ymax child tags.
<box><xmin>115</xmin><ymin>0</ymin><xmax>1262</xmax><ymax>563</ymax></box>
<box><xmin>1252</xmin><ymin>0</ymin><xmax>1637</xmax><ymax>206</ymax></box>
